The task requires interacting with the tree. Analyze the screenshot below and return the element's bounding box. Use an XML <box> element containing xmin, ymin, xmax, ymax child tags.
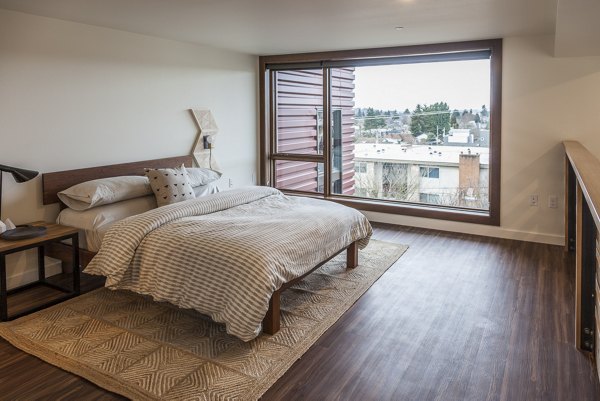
<box><xmin>450</xmin><ymin>109</ymin><xmax>460</xmax><ymax>128</ymax></box>
<box><xmin>409</xmin><ymin>104</ymin><xmax>424</xmax><ymax>135</ymax></box>
<box><xmin>460</xmin><ymin>109</ymin><xmax>475</xmax><ymax>127</ymax></box>
<box><xmin>354</xmin><ymin>163</ymin><xmax>420</xmax><ymax>201</ymax></box>
<box><xmin>410</xmin><ymin>102</ymin><xmax>451</xmax><ymax>141</ymax></box>
<box><xmin>363</xmin><ymin>107</ymin><xmax>386</xmax><ymax>131</ymax></box>
<box><xmin>480</xmin><ymin>105</ymin><xmax>488</xmax><ymax>118</ymax></box>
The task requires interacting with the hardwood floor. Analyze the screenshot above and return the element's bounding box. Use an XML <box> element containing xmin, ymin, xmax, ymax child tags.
<box><xmin>1</xmin><ymin>223</ymin><xmax>599</xmax><ymax>400</ymax></box>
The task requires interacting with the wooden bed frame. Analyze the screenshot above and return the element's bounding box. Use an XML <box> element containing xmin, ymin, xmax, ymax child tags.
<box><xmin>42</xmin><ymin>156</ymin><xmax>359</xmax><ymax>335</ymax></box>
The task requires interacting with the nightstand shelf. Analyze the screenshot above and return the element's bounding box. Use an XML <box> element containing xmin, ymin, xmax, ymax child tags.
<box><xmin>0</xmin><ymin>222</ymin><xmax>80</xmax><ymax>321</ymax></box>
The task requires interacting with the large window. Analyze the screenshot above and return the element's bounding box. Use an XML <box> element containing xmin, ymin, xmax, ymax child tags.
<box><xmin>260</xmin><ymin>40</ymin><xmax>502</xmax><ymax>225</ymax></box>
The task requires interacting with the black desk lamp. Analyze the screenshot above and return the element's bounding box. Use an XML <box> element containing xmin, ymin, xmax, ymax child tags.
<box><xmin>0</xmin><ymin>164</ymin><xmax>45</xmax><ymax>240</ymax></box>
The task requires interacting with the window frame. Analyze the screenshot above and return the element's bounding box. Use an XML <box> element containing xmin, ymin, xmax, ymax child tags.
<box><xmin>355</xmin><ymin>162</ymin><xmax>367</xmax><ymax>174</ymax></box>
<box><xmin>420</xmin><ymin>167</ymin><xmax>440</xmax><ymax>179</ymax></box>
<box><xmin>259</xmin><ymin>39</ymin><xmax>502</xmax><ymax>226</ymax></box>
<box><xmin>420</xmin><ymin>192</ymin><xmax>441</xmax><ymax>204</ymax></box>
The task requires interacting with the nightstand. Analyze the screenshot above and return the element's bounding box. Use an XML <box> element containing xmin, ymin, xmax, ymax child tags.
<box><xmin>0</xmin><ymin>222</ymin><xmax>80</xmax><ymax>321</ymax></box>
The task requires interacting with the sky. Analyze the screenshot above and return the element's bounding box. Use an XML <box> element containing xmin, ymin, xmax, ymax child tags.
<box><xmin>353</xmin><ymin>59</ymin><xmax>490</xmax><ymax>112</ymax></box>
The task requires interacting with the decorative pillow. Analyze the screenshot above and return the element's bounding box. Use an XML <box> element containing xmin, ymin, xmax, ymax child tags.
<box><xmin>58</xmin><ymin>176</ymin><xmax>152</xmax><ymax>211</ymax></box>
<box><xmin>186</xmin><ymin>167</ymin><xmax>222</xmax><ymax>187</ymax></box>
<box><xmin>145</xmin><ymin>165</ymin><xmax>196</xmax><ymax>207</ymax></box>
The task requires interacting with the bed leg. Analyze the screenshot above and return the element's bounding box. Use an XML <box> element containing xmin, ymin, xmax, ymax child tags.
<box><xmin>347</xmin><ymin>241</ymin><xmax>358</xmax><ymax>269</ymax></box>
<box><xmin>263</xmin><ymin>289</ymin><xmax>281</xmax><ymax>335</ymax></box>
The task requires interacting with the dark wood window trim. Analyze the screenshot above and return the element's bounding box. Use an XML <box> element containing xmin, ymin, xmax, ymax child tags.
<box><xmin>259</xmin><ymin>39</ymin><xmax>502</xmax><ymax>226</ymax></box>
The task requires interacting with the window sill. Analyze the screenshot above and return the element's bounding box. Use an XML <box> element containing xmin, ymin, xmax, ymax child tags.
<box><xmin>281</xmin><ymin>190</ymin><xmax>500</xmax><ymax>226</ymax></box>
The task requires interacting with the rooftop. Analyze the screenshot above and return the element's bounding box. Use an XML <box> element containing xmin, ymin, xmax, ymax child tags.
<box><xmin>353</xmin><ymin>143</ymin><xmax>490</xmax><ymax>166</ymax></box>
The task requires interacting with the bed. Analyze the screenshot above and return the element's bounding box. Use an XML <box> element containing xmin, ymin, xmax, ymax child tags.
<box><xmin>42</xmin><ymin>156</ymin><xmax>372</xmax><ymax>341</ymax></box>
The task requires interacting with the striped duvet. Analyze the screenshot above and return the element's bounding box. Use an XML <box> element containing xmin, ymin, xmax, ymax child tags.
<box><xmin>84</xmin><ymin>186</ymin><xmax>372</xmax><ymax>341</ymax></box>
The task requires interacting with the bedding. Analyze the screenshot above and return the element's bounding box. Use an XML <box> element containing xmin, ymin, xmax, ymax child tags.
<box><xmin>57</xmin><ymin>195</ymin><xmax>157</xmax><ymax>252</ymax></box>
<box><xmin>186</xmin><ymin>167</ymin><xmax>222</xmax><ymax>187</ymax></box>
<box><xmin>57</xmin><ymin>182</ymin><xmax>222</xmax><ymax>251</ymax></box>
<box><xmin>84</xmin><ymin>186</ymin><xmax>372</xmax><ymax>341</ymax></box>
<box><xmin>194</xmin><ymin>181</ymin><xmax>221</xmax><ymax>197</ymax></box>
<box><xmin>58</xmin><ymin>170</ymin><xmax>221</xmax><ymax>212</ymax></box>
<box><xmin>58</xmin><ymin>175</ymin><xmax>152</xmax><ymax>211</ymax></box>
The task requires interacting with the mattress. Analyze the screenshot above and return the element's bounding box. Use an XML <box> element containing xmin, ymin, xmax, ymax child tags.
<box><xmin>57</xmin><ymin>182</ymin><xmax>222</xmax><ymax>252</ymax></box>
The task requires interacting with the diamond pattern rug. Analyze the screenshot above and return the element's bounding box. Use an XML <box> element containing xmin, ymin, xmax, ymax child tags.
<box><xmin>0</xmin><ymin>240</ymin><xmax>407</xmax><ymax>401</ymax></box>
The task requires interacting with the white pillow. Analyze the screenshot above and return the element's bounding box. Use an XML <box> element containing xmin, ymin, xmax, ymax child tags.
<box><xmin>58</xmin><ymin>176</ymin><xmax>152</xmax><ymax>211</ymax></box>
<box><xmin>186</xmin><ymin>167</ymin><xmax>222</xmax><ymax>187</ymax></box>
<box><xmin>193</xmin><ymin>181</ymin><xmax>222</xmax><ymax>197</ymax></box>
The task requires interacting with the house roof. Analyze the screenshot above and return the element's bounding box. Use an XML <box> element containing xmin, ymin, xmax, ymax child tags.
<box><xmin>354</xmin><ymin>143</ymin><xmax>490</xmax><ymax>167</ymax></box>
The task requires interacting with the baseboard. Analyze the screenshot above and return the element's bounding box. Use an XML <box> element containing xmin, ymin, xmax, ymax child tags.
<box><xmin>363</xmin><ymin>211</ymin><xmax>565</xmax><ymax>246</ymax></box>
<box><xmin>7</xmin><ymin>257</ymin><xmax>63</xmax><ymax>290</ymax></box>
<box><xmin>470</xmin><ymin>228</ymin><xmax>565</xmax><ymax>245</ymax></box>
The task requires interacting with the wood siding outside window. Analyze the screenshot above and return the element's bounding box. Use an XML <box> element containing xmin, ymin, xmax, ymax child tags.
<box><xmin>273</xmin><ymin>68</ymin><xmax>356</xmax><ymax>194</ymax></box>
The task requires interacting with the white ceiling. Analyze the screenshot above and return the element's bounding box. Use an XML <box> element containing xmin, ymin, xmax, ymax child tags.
<box><xmin>555</xmin><ymin>0</ymin><xmax>600</xmax><ymax>57</ymax></box>
<box><xmin>0</xmin><ymin>0</ymin><xmax>596</xmax><ymax>56</ymax></box>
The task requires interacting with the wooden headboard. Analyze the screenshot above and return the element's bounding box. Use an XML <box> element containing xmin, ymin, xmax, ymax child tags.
<box><xmin>42</xmin><ymin>155</ymin><xmax>194</xmax><ymax>205</ymax></box>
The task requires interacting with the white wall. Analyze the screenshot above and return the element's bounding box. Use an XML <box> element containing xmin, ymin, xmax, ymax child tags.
<box><xmin>0</xmin><ymin>10</ymin><xmax>258</xmax><ymax>287</ymax></box>
<box><xmin>365</xmin><ymin>34</ymin><xmax>600</xmax><ymax>245</ymax></box>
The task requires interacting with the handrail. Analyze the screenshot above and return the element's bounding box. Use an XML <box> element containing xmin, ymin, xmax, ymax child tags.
<box><xmin>564</xmin><ymin>141</ymin><xmax>600</xmax><ymax>229</ymax></box>
<box><xmin>564</xmin><ymin>140</ymin><xmax>600</xmax><ymax>356</ymax></box>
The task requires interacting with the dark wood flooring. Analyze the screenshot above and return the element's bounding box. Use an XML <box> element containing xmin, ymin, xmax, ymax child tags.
<box><xmin>1</xmin><ymin>223</ymin><xmax>599</xmax><ymax>401</ymax></box>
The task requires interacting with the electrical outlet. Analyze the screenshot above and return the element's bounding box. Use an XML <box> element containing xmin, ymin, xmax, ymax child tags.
<box><xmin>228</xmin><ymin>178</ymin><xmax>233</xmax><ymax>188</ymax></box>
<box><xmin>529</xmin><ymin>194</ymin><xmax>539</xmax><ymax>207</ymax></box>
<box><xmin>548</xmin><ymin>195</ymin><xmax>558</xmax><ymax>208</ymax></box>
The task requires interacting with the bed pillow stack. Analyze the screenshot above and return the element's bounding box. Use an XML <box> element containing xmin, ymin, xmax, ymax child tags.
<box><xmin>57</xmin><ymin>165</ymin><xmax>223</xmax><ymax>210</ymax></box>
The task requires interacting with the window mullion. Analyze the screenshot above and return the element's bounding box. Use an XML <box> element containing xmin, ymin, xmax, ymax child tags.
<box><xmin>268</xmin><ymin>69</ymin><xmax>277</xmax><ymax>186</ymax></box>
<box><xmin>271</xmin><ymin>154</ymin><xmax>325</xmax><ymax>163</ymax></box>
<box><xmin>323</xmin><ymin>68</ymin><xmax>331</xmax><ymax>197</ymax></box>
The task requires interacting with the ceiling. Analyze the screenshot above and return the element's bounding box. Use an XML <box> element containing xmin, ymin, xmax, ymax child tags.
<box><xmin>555</xmin><ymin>0</ymin><xmax>600</xmax><ymax>57</ymax></box>
<box><xmin>0</xmin><ymin>0</ymin><xmax>596</xmax><ymax>56</ymax></box>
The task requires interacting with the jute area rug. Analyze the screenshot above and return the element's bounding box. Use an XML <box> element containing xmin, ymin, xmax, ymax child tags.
<box><xmin>0</xmin><ymin>240</ymin><xmax>407</xmax><ymax>401</ymax></box>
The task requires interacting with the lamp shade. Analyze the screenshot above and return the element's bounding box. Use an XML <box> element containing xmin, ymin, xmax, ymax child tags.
<box><xmin>0</xmin><ymin>164</ymin><xmax>39</xmax><ymax>183</ymax></box>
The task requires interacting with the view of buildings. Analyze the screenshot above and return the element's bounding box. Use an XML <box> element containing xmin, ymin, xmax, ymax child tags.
<box><xmin>351</xmin><ymin>105</ymin><xmax>491</xmax><ymax>210</ymax></box>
